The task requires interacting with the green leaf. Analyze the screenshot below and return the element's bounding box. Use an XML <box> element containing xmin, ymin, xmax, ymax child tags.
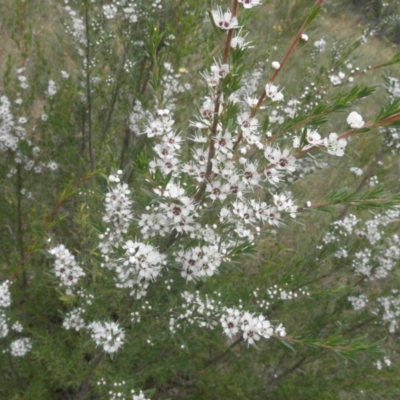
<box><xmin>304</xmin><ymin>6</ymin><xmax>322</xmax><ymax>29</ymax></box>
<box><xmin>279</xmin><ymin>339</ymin><xmax>296</xmax><ymax>352</ymax></box>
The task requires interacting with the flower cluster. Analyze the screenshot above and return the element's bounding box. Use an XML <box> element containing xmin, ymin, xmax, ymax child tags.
<box><xmin>321</xmin><ymin>208</ymin><xmax>400</xmax><ymax>334</ymax></box>
<box><xmin>376</xmin><ymin>291</ymin><xmax>400</xmax><ymax>333</ymax></box>
<box><xmin>0</xmin><ymin>311</ymin><xmax>8</xmax><ymax>339</ymax></box>
<box><xmin>10</xmin><ymin>338</ymin><xmax>33</xmax><ymax>357</ymax></box>
<box><xmin>167</xmin><ymin>291</ymin><xmax>285</xmax><ymax>346</ymax></box>
<box><xmin>88</xmin><ymin>321</ymin><xmax>125</xmax><ymax>354</ymax></box>
<box><xmin>374</xmin><ymin>356</ymin><xmax>392</xmax><ymax>371</ymax></box>
<box><xmin>323</xmin><ymin>209</ymin><xmax>400</xmax><ymax>280</ymax></box>
<box><xmin>175</xmin><ymin>245</ymin><xmax>225</xmax><ymax>281</ymax></box>
<box><xmin>0</xmin><ymin>281</ymin><xmax>31</xmax><ymax>357</ymax></box>
<box><xmin>0</xmin><ymin>87</ymin><xmax>58</xmax><ymax>177</ymax></box>
<box><xmin>120</xmin><ymin>240</ymin><xmax>166</xmax><ymax>282</ymax></box>
<box><xmin>97</xmin><ymin>378</ymin><xmax>150</xmax><ymax>400</ymax></box>
<box><xmin>169</xmin><ymin>291</ymin><xmax>221</xmax><ymax>334</ymax></box>
<box><xmin>99</xmin><ymin>172</ymin><xmax>133</xmax><ymax>252</ymax></box>
<box><xmin>348</xmin><ymin>294</ymin><xmax>368</xmax><ymax>311</ymax></box>
<box><xmin>0</xmin><ymin>280</ymin><xmax>11</xmax><ymax>308</ymax></box>
<box><xmin>221</xmin><ymin>307</ymin><xmax>286</xmax><ymax>345</ymax></box>
<box><xmin>49</xmin><ymin>244</ymin><xmax>85</xmax><ymax>293</ymax></box>
<box><xmin>62</xmin><ymin>308</ymin><xmax>86</xmax><ymax>331</ymax></box>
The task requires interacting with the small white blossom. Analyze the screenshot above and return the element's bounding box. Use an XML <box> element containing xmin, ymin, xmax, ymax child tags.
<box><xmin>238</xmin><ymin>0</ymin><xmax>262</xmax><ymax>8</ymax></box>
<box><xmin>271</xmin><ymin>61</ymin><xmax>280</xmax><ymax>70</ymax></box>
<box><xmin>46</xmin><ymin>80</ymin><xmax>57</xmax><ymax>97</ymax></box>
<box><xmin>211</xmin><ymin>7</ymin><xmax>239</xmax><ymax>30</ymax></box>
<box><xmin>324</xmin><ymin>133</ymin><xmax>347</xmax><ymax>157</ymax></box>
<box><xmin>265</xmin><ymin>83</ymin><xmax>284</xmax><ymax>101</ymax></box>
<box><xmin>347</xmin><ymin>111</ymin><xmax>364</xmax><ymax>129</ymax></box>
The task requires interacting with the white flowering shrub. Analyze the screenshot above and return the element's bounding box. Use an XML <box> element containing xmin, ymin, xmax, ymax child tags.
<box><xmin>1</xmin><ymin>0</ymin><xmax>400</xmax><ymax>398</ymax></box>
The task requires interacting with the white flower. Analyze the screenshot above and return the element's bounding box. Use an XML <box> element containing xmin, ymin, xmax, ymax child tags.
<box><xmin>265</xmin><ymin>146</ymin><xmax>296</xmax><ymax>172</ymax></box>
<box><xmin>257</xmin><ymin>316</ymin><xmax>274</xmax><ymax>339</ymax></box>
<box><xmin>306</xmin><ymin>129</ymin><xmax>323</xmax><ymax>146</ymax></box>
<box><xmin>314</xmin><ymin>38</ymin><xmax>326</xmax><ymax>51</ymax></box>
<box><xmin>266</xmin><ymin>206</ymin><xmax>281</xmax><ymax>227</ymax></box>
<box><xmin>206</xmin><ymin>180</ymin><xmax>230</xmax><ymax>201</ymax></box>
<box><xmin>301</xmin><ymin>33</ymin><xmax>309</xmax><ymax>41</ymax></box>
<box><xmin>221</xmin><ymin>308</ymin><xmax>241</xmax><ymax>338</ymax></box>
<box><xmin>198</xmin><ymin>98</ymin><xmax>214</xmax><ymax>120</ymax></box>
<box><xmin>231</xmin><ymin>30</ymin><xmax>253</xmax><ymax>49</ymax></box>
<box><xmin>324</xmin><ymin>133</ymin><xmax>347</xmax><ymax>157</ymax></box>
<box><xmin>239</xmin><ymin>0</ymin><xmax>262</xmax><ymax>8</ymax></box>
<box><xmin>275</xmin><ymin>323</ymin><xmax>286</xmax><ymax>337</ymax></box>
<box><xmin>271</xmin><ymin>61</ymin><xmax>280</xmax><ymax>70</ymax></box>
<box><xmin>46</xmin><ymin>80</ymin><xmax>57</xmax><ymax>97</ymax></box>
<box><xmin>265</xmin><ymin>83</ymin><xmax>284</xmax><ymax>101</ymax></box>
<box><xmin>329</xmin><ymin>75</ymin><xmax>342</xmax><ymax>85</ymax></box>
<box><xmin>210</xmin><ymin>62</ymin><xmax>230</xmax><ymax>79</ymax></box>
<box><xmin>350</xmin><ymin>167</ymin><xmax>363</xmax><ymax>176</ymax></box>
<box><xmin>232</xmin><ymin>200</ymin><xmax>256</xmax><ymax>224</ymax></box>
<box><xmin>347</xmin><ymin>111</ymin><xmax>364</xmax><ymax>129</ymax></box>
<box><xmin>238</xmin><ymin>112</ymin><xmax>258</xmax><ymax>133</ymax></box>
<box><xmin>241</xmin><ymin>161</ymin><xmax>261</xmax><ymax>188</ymax></box>
<box><xmin>211</xmin><ymin>7</ymin><xmax>239</xmax><ymax>30</ymax></box>
<box><xmin>264</xmin><ymin>167</ymin><xmax>282</xmax><ymax>186</ymax></box>
<box><xmin>214</xmin><ymin>132</ymin><xmax>233</xmax><ymax>154</ymax></box>
<box><xmin>211</xmin><ymin>154</ymin><xmax>236</xmax><ymax>178</ymax></box>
